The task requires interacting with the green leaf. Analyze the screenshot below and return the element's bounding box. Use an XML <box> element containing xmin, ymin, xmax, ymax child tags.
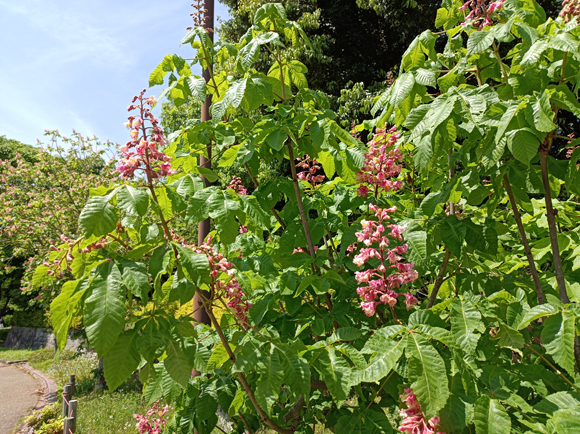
<box><xmin>467</xmin><ymin>30</ymin><xmax>494</xmax><ymax>56</ymax></box>
<box><xmin>248</xmin><ymin>293</ymin><xmax>272</xmax><ymax>325</ymax></box>
<box><xmin>274</xmin><ymin>343</ymin><xmax>311</xmax><ymax>398</ymax></box>
<box><xmin>329</xmin><ymin>327</ymin><xmax>363</xmax><ymax>343</ymax></box>
<box><xmin>207</xmin><ymin>343</ymin><xmax>231</xmax><ymax>370</ymax></box>
<box><xmin>175</xmin><ymin>244</ymin><xmax>210</xmax><ymax>286</ymax></box>
<box><xmin>531</xmin><ymin>91</ymin><xmax>557</xmax><ymax>133</ymax></box>
<box><xmin>363</xmin><ymin>409</ymin><xmax>393</xmax><ymax>434</ymax></box>
<box><xmin>474</xmin><ymin>395</ymin><xmax>511</xmax><ymax>434</ymax></box>
<box><xmin>507</xmin><ymin>128</ymin><xmax>539</xmax><ymax>166</ymax></box>
<box><xmin>541</xmin><ymin>311</ymin><xmax>576</xmax><ymax>376</ymax></box>
<box><xmin>352</xmin><ymin>336</ymin><xmax>406</xmax><ymax>385</ymax></box>
<box><xmin>265</xmin><ymin>129</ymin><xmax>288</xmax><ymax>151</ymax></box>
<box><xmin>310</xmin><ymin>120</ymin><xmax>329</xmax><ymax>147</ymax></box>
<box><xmin>208</xmin><ymin>190</ymin><xmax>241</xmax><ymax>244</ymax></box>
<box><xmin>165</xmin><ymin>339</ymin><xmax>191</xmax><ymax>388</ymax></box>
<box><xmin>450</xmin><ymin>299</ymin><xmax>483</xmax><ymax>355</ymax></box>
<box><xmin>117</xmin><ymin>185</ymin><xmax>149</xmax><ymax>217</ymax></box>
<box><xmin>517</xmin><ymin>303</ymin><xmax>559</xmax><ymax>329</ymax></box>
<box><xmin>239</xmin><ymin>194</ymin><xmax>271</xmax><ymax>230</ymax></box>
<box><xmin>415</xmin><ymin>68</ymin><xmax>437</xmax><ymax>87</ymax></box>
<box><xmin>103</xmin><ymin>328</ymin><xmax>140</xmax><ymax>391</ymax></box>
<box><xmin>144</xmin><ymin>363</ymin><xmax>165</xmax><ymax>405</ymax></box>
<box><xmin>405</xmin><ymin>230</ymin><xmax>428</xmax><ymax>264</ymax></box>
<box><xmin>314</xmin><ymin>347</ymin><xmax>351</xmax><ymax>402</ymax></box>
<box><xmin>553</xmin><ymin>407</ymin><xmax>580</xmax><ymax>433</ymax></box>
<box><xmin>407</xmin><ymin>333</ymin><xmax>449</xmax><ymax>418</ymax></box>
<box><xmin>256</xmin><ymin>343</ymin><xmax>285</xmax><ymax>416</ymax></box>
<box><xmin>440</xmin><ymin>215</ymin><xmax>466</xmax><ymax>257</ymax></box>
<box><xmin>390</xmin><ymin>73</ymin><xmax>416</xmax><ymax>107</ymax></box>
<box><xmin>186</xmin><ymin>76</ymin><xmax>207</xmax><ymax>100</ymax></box>
<box><xmin>84</xmin><ymin>261</ymin><xmax>127</xmax><ymax>356</ymax></box>
<box><xmin>521</xmin><ymin>39</ymin><xmax>548</xmax><ymax>69</ymax></box>
<box><xmin>50</xmin><ymin>278</ymin><xmax>87</xmax><ymax>350</ymax></box>
<box><xmin>120</xmin><ymin>260</ymin><xmax>151</xmax><ymax>301</ymax></box>
<box><xmin>335</xmin><ymin>415</ymin><xmax>367</xmax><ymax>434</ymax></box>
<box><xmin>79</xmin><ymin>194</ymin><xmax>118</xmax><ymax>237</ymax></box>
<box><xmin>219</xmin><ymin>145</ymin><xmax>241</xmax><ymax>167</ymax></box>
<box><xmin>149</xmin><ymin>243</ymin><xmax>172</xmax><ymax>287</ymax></box>
<box><xmin>496</xmin><ymin>323</ymin><xmax>524</xmax><ymax>355</ymax></box>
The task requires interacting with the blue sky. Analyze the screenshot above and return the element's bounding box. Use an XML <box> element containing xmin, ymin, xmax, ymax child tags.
<box><xmin>0</xmin><ymin>0</ymin><xmax>230</xmax><ymax>147</ymax></box>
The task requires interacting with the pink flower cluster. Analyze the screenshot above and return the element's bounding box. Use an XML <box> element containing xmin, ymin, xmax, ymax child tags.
<box><xmin>195</xmin><ymin>237</ymin><xmax>251</xmax><ymax>326</ymax></box>
<box><xmin>296</xmin><ymin>155</ymin><xmax>325</xmax><ymax>187</ymax></box>
<box><xmin>353</xmin><ymin>204</ymin><xmax>418</xmax><ymax>317</ymax></box>
<box><xmin>460</xmin><ymin>0</ymin><xmax>504</xmax><ymax>28</ymax></box>
<box><xmin>117</xmin><ymin>90</ymin><xmax>176</xmax><ymax>180</ymax></box>
<box><xmin>399</xmin><ymin>388</ymin><xmax>445</xmax><ymax>434</ymax></box>
<box><xmin>356</xmin><ymin>126</ymin><xmax>403</xmax><ymax>198</ymax></box>
<box><xmin>228</xmin><ymin>175</ymin><xmax>247</xmax><ymax>195</ymax></box>
<box><xmin>133</xmin><ymin>400</ymin><xmax>168</xmax><ymax>434</ymax></box>
<box><xmin>561</xmin><ymin>0</ymin><xmax>580</xmax><ymax>21</ymax></box>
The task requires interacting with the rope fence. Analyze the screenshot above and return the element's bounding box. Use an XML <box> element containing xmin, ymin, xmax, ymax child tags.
<box><xmin>61</xmin><ymin>375</ymin><xmax>77</xmax><ymax>434</ymax></box>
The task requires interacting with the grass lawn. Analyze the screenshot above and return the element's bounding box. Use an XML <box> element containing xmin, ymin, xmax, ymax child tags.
<box><xmin>0</xmin><ymin>345</ymin><xmax>35</xmax><ymax>361</ymax></box>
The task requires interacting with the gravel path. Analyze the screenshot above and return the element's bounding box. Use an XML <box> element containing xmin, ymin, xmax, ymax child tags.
<box><xmin>0</xmin><ymin>363</ymin><xmax>38</xmax><ymax>434</ymax></box>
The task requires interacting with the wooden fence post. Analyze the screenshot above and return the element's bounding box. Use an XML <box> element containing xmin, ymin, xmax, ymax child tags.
<box><xmin>69</xmin><ymin>375</ymin><xmax>76</xmax><ymax>396</ymax></box>
<box><xmin>68</xmin><ymin>400</ymin><xmax>78</xmax><ymax>433</ymax></box>
<box><xmin>62</xmin><ymin>384</ymin><xmax>72</xmax><ymax>419</ymax></box>
<box><xmin>64</xmin><ymin>417</ymin><xmax>73</xmax><ymax>434</ymax></box>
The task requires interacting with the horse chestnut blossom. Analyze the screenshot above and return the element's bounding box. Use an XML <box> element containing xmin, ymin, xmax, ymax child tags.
<box><xmin>133</xmin><ymin>400</ymin><xmax>169</xmax><ymax>434</ymax></box>
<box><xmin>460</xmin><ymin>0</ymin><xmax>504</xmax><ymax>28</ymax></box>
<box><xmin>228</xmin><ymin>175</ymin><xmax>248</xmax><ymax>195</ymax></box>
<box><xmin>194</xmin><ymin>236</ymin><xmax>251</xmax><ymax>326</ymax></box>
<box><xmin>356</xmin><ymin>126</ymin><xmax>403</xmax><ymax>198</ymax></box>
<box><xmin>117</xmin><ymin>90</ymin><xmax>176</xmax><ymax>180</ymax></box>
<box><xmin>399</xmin><ymin>388</ymin><xmax>445</xmax><ymax>434</ymax></box>
<box><xmin>296</xmin><ymin>154</ymin><xmax>325</xmax><ymax>187</ymax></box>
<box><xmin>561</xmin><ymin>0</ymin><xmax>580</xmax><ymax>21</ymax></box>
<box><xmin>353</xmin><ymin>204</ymin><xmax>418</xmax><ymax>317</ymax></box>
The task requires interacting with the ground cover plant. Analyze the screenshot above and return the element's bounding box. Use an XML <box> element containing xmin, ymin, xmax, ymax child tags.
<box><xmin>42</xmin><ymin>0</ymin><xmax>580</xmax><ymax>433</ymax></box>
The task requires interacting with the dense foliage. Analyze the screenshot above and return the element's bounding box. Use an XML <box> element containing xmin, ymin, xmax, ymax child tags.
<box><xmin>44</xmin><ymin>1</ymin><xmax>580</xmax><ymax>433</ymax></box>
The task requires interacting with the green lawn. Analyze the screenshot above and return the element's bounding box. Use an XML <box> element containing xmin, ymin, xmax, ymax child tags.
<box><xmin>0</xmin><ymin>345</ymin><xmax>35</xmax><ymax>361</ymax></box>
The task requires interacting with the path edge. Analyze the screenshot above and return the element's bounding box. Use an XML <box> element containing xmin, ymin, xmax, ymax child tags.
<box><xmin>6</xmin><ymin>361</ymin><xmax>58</xmax><ymax>434</ymax></box>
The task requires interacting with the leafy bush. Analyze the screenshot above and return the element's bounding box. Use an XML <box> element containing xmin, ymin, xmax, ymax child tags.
<box><xmin>11</xmin><ymin>308</ymin><xmax>49</xmax><ymax>328</ymax></box>
<box><xmin>42</xmin><ymin>1</ymin><xmax>580</xmax><ymax>433</ymax></box>
<box><xmin>25</xmin><ymin>402</ymin><xmax>62</xmax><ymax>433</ymax></box>
<box><xmin>0</xmin><ymin>327</ymin><xmax>10</xmax><ymax>342</ymax></box>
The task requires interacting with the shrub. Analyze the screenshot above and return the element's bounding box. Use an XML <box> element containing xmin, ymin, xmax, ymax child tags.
<box><xmin>0</xmin><ymin>327</ymin><xmax>10</xmax><ymax>342</ymax></box>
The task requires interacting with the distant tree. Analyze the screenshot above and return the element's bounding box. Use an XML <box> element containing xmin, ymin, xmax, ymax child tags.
<box><xmin>0</xmin><ymin>131</ymin><xmax>116</xmax><ymax>323</ymax></box>
<box><xmin>0</xmin><ymin>135</ymin><xmax>39</xmax><ymax>164</ymax></box>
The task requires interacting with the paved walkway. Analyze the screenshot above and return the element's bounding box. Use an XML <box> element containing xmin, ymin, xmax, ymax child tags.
<box><xmin>0</xmin><ymin>363</ymin><xmax>38</xmax><ymax>434</ymax></box>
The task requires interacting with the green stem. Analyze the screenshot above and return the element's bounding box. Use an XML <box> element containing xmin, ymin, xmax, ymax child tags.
<box><xmin>427</xmin><ymin>249</ymin><xmax>451</xmax><ymax>308</ymax></box>
<box><xmin>493</xmin><ymin>41</ymin><xmax>508</xmax><ymax>83</ymax></box>
<box><xmin>287</xmin><ymin>142</ymin><xmax>316</xmax><ymax>259</ymax></box>
<box><xmin>525</xmin><ymin>343</ymin><xmax>580</xmax><ymax>393</ymax></box>
<box><xmin>503</xmin><ymin>174</ymin><xmax>545</xmax><ymax>305</ymax></box>
<box><xmin>277</xmin><ymin>46</ymin><xmax>286</xmax><ymax>101</ymax></box>
<box><xmin>200</xmin><ymin>42</ymin><xmax>221</xmax><ymax>99</ymax></box>
<box><xmin>539</xmin><ymin>151</ymin><xmax>569</xmax><ymax>304</ymax></box>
